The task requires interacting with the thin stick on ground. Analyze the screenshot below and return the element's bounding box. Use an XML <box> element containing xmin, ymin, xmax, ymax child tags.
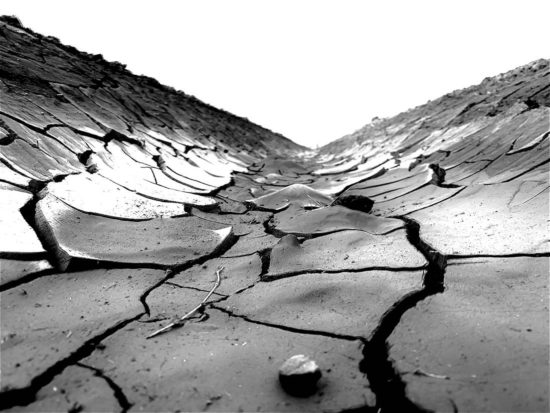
<box><xmin>146</xmin><ymin>266</ymin><xmax>224</xmax><ymax>339</ymax></box>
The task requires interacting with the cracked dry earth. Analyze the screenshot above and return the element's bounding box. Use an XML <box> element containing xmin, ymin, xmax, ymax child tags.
<box><xmin>0</xmin><ymin>16</ymin><xmax>549</xmax><ymax>413</ymax></box>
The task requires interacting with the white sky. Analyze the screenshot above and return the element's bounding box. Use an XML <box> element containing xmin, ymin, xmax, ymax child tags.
<box><xmin>2</xmin><ymin>0</ymin><xmax>549</xmax><ymax>148</ymax></box>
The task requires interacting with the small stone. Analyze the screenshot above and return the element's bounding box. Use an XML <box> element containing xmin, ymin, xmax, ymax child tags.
<box><xmin>332</xmin><ymin>194</ymin><xmax>374</xmax><ymax>213</ymax></box>
<box><xmin>429</xmin><ymin>163</ymin><xmax>446</xmax><ymax>185</ymax></box>
<box><xmin>279</xmin><ymin>354</ymin><xmax>322</xmax><ymax>397</ymax></box>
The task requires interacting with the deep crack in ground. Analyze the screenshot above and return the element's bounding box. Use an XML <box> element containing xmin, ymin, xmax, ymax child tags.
<box><xmin>357</xmin><ymin>217</ymin><xmax>447</xmax><ymax>413</ymax></box>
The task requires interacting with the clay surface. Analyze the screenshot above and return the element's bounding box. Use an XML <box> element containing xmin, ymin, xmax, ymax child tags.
<box><xmin>0</xmin><ymin>17</ymin><xmax>548</xmax><ymax>413</ymax></box>
<box><xmin>389</xmin><ymin>257</ymin><xmax>549</xmax><ymax>412</ymax></box>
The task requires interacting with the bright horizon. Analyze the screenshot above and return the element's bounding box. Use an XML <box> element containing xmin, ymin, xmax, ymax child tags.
<box><xmin>2</xmin><ymin>0</ymin><xmax>549</xmax><ymax>148</ymax></box>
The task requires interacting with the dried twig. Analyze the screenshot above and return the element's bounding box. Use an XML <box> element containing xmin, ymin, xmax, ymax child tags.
<box><xmin>147</xmin><ymin>266</ymin><xmax>224</xmax><ymax>339</ymax></box>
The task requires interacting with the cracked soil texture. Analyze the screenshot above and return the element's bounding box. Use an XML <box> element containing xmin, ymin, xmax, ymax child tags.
<box><xmin>0</xmin><ymin>16</ymin><xmax>548</xmax><ymax>413</ymax></box>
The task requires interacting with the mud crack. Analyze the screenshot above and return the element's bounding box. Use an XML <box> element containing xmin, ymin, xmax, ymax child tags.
<box><xmin>138</xmin><ymin>231</ymin><xmax>240</xmax><ymax>316</ymax></box>
<box><xmin>210</xmin><ymin>305</ymin><xmax>366</xmax><ymax>342</ymax></box>
<box><xmin>75</xmin><ymin>362</ymin><xmax>132</xmax><ymax>413</ymax></box>
<box><xmin>0</xmin><ymin>314</ymin><xmax>143</xmax><ymax>410</ymax></box>
<box><xmin>358</xmin><ymin>216</ymin><xmax>447</xmax><ymax>413</ymax></box>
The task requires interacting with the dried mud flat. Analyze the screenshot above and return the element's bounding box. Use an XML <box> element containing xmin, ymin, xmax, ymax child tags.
<box><xmin>0</xmin><ymin>16</ymin><xmax>549</xmax><ymax>413</ymax></box>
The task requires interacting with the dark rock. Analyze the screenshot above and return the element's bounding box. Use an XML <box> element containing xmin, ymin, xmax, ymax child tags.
<box><xmin>429</xmin><ymin>163</ymin><xmax>446</xmax><ymax>185</ymax></box>
<box><xmin>332</xmin><ymin>194</ymin><xmax>374</xmax><ymax>213</ymax></box>
<box><xmin>279</xmin><ymin>354</ymin><xmax>322</xmax><ymax>397</ymax></box>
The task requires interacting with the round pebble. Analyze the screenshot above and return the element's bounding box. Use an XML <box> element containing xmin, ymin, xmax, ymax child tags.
<box><xmin>279</xmin><ymin>354</ymin><xmax>322</xmax><ymax>397</ymax></box>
